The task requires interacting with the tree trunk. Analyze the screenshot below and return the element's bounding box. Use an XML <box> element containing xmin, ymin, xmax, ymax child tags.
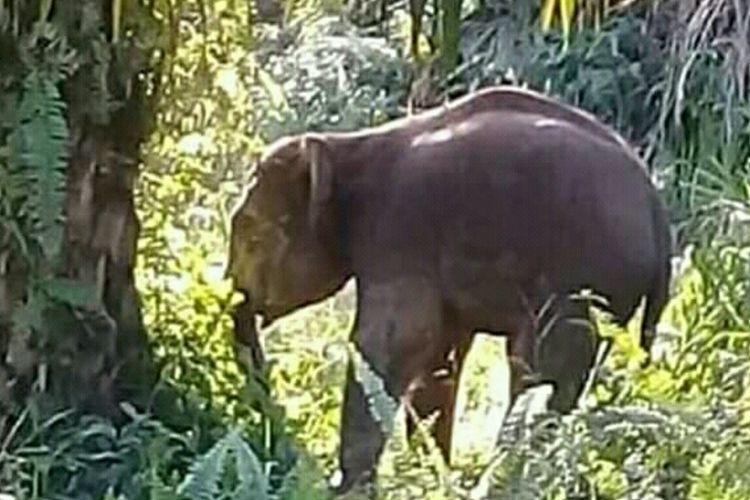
<box><xmin>0</xmin><ymin>0</ymin><xmax>161</xmax><ymax>415</ymax></box>
<box><xmin>59</xmin><ymin>74</ymin><xmax>157</xmax><ymax>413</ymax></box>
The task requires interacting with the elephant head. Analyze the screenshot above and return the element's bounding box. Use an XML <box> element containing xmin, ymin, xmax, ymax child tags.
<box><xmin>228</xmin><ymin>134</ymin><xmax>350</xmax><ymax>328</ymax></box>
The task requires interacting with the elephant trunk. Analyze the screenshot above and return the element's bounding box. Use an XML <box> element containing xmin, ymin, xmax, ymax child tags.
<box><xmin>231</xmin><ymin>290</ymin><xmax>267</xmax><ymax>373</ymax></box>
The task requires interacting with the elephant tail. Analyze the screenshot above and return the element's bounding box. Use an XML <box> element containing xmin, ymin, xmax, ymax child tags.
<box><xmin>640</xmin><ymin>192</ymin><xmax>672</xmax><ymax>353</ymax></box>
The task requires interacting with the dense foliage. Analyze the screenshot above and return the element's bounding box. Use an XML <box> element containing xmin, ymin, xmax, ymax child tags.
<box><xmin>1</xmin><ymin>0</ymin><xmax>749</xmax><ymax>498</ymax></box>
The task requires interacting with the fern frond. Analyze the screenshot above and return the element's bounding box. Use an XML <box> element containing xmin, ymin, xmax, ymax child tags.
<box><xmin>348</xmin><ymin>342</ymin><xmax>398</xmax><ymax>436</ymax></box>
<box><xmin>227</xmin><ymin>429</ymin><xmax>270</xmax><ymax>500</ymax></box>
<box><xmin>8</xmin><ymin>69</ymin><xmax>68</xmax><ymax>262</ymax></box>
<box><xmin>177</xmin><ymin>428</ymin><xmax>270</xmax><ymax>500</ymax></box>
<box><xmin>177</xmin><ymin>433</ymin><xmax>230</xmax><ymax>500</ymax></box>
<box><xmin>147</xmin><ymin>473</ymin><xmax>181</xmax><ymax>500</ymax></box>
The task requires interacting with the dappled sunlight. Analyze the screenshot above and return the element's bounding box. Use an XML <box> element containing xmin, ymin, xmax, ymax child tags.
<box><xmin>452</xmin><ymin>336</ymin><xmax>509</xmax><ymax>459</ymax></box>
<box><xmin>262</xmin><ymin>282</ymin><xmax>355</xmax><ymax>467</ymax></box>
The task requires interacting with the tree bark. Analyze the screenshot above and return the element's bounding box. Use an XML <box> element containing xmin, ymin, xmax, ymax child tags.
<box><xmin>0</xmin><ymin>0</ymin><xmax>160</xmax><ymax>415</ymax></box>
<box><xmin>59</xmin><ymin>77</ymin><xmax>157</xmax><ymax>413</ymax></box>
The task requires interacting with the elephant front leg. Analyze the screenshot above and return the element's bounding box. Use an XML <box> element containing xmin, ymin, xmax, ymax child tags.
<box><xmin>332</xmin><ymin>277</ymin><xmax>444</xmax><ymax>495</ymax></box>
<box><xmin>332</xmin><ymin>362</ymin><xmax>388</xmax><ymax>495</ymax></box>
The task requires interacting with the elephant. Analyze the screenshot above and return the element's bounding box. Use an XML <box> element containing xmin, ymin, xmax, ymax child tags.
<box><xmin>226</xmin><ymin>85</ymin><xmax>672</xmax><ymax>494</ymax></box>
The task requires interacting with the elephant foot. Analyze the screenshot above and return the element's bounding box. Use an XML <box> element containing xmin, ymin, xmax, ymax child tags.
<box><xmin>328</xmin><ymin>468</ymin><xmax>377</xmax><ymax>498</ymax></box>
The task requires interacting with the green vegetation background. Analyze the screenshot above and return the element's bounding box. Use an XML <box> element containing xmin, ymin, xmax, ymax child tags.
<box><xmin>1</xmin><ymin>0</ymin><xmax>749</xmax><ymax>499</ymax></box>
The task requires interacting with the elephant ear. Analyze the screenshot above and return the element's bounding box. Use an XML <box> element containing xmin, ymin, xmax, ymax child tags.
<box><xmin>301</xmin><ymin>134</ymin><xmax>334</xmax><ymax>231</ymax></box>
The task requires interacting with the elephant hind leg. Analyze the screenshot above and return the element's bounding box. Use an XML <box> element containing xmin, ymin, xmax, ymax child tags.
<box><xmin>503</xmin><ymin>294</ymin><xmax>599</xmax><ymax>416</ymax></box>
<box><xmin>506</xmin><ymin>314</ymin><xmax>538</xmax><ymax>407</ymax></box>
<box><xmin>537</xmin><ymin>296</ymin><xmax>599</xmax><ymax>413</ymax></box>
<box><xmin>404</xmin><ymin>332</ymin><xmax>472</xmax><ymax>464</ymax></box>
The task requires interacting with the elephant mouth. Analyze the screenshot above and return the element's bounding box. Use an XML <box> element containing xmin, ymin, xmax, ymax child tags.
<box><xmin>241</xmin><ymin>288</ymin><xmax>273</xmax><ymax>325</ymax></box>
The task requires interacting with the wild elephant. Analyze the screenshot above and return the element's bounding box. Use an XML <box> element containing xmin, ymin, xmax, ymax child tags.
<box><xmin>226</xmin><ymin>86</ymin><xmax>672</xmax><ymax>493</ymax></box>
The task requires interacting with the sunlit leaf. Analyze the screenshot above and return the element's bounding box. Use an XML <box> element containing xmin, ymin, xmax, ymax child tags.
<box><xmin>541</xmin><ymin>0</ymin><xmax>557</xmax><ymax>31</ymax></box>
<box><xmin>257</xmin><ymin>68</ymin><xmax>288</xmax><ymax>111</ymax></box>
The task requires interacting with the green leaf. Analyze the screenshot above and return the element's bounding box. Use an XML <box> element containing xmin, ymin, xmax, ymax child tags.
<box><xmin>541</xmin><ymin>0</ymin><xmax>557</xmax><ymax>31</ymax></box>
<box><xmin>177</xmin><ymin>433</ymin><xmax>230</xmax><ymax>500</ymax></box>
<box><xmin>39</xmin><ymin>0</ymin><xmax>52</xmax><ymax>21</ymax></box>
<box><xmin>8</xmin><ymin>68</ymin><xmax>69</xmax><ymax>263</ymax></box>
<box><xmin>228</xmin><ymin>429</ymin><xmax>270</xmax><ymax>500</ymax></box>
<box><xmin>348</xmin><ymin>343</ymin><xmax>398</xmax><ymax>436</ymax></box>
<box><xmin>559</xmin><ymin>0</ymin><xmax>575</xmax><ymax>38</ymax></box>
<box><xmin>39</xmin><ymin>277</ymin><xmax>98</xmax><ymax>309</ymax></box>
<box><xmin>440</xmin><ymin>0</ymin><xmax>463</xmax><ymax>73</ymax></box>
<box><xmin>257</xmin><ymin>68</ymin><xmax>288</xmax><ymax>111</ymax></box>
<box><xmin>112</xmin><ymin>0</ymin><xmax>122</xmax><ymax>43</ymax></box>
<box><xmin>409</xmin><ymin>0</ymin><xmax>427</xmax><ymax>59</ymax></box>
<box><xmin>11</xmin><ymin>288</ymin><xmax>47</xmax><ymax>333</ymax></box>
<box><xmin>177</xmin><ymin>428</ymin><xmax>270</xmax><ymax>500</ymax></box>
